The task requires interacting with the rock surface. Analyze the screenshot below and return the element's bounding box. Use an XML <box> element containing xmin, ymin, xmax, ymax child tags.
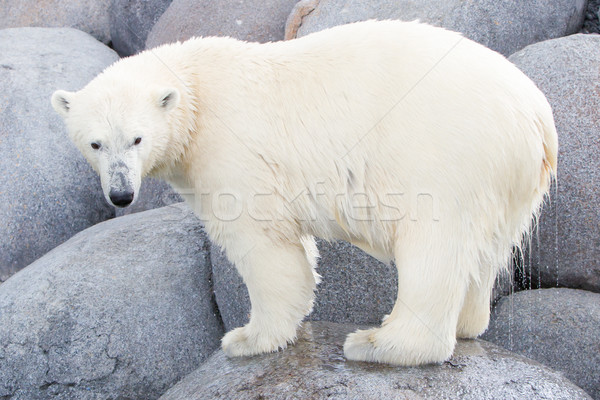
<box><xmin>0</xmin><ymin>0</ymin><xmax>111</xmax><ymax>43</ymax></box>
<box><xmin>109</xmin><ymin>0</ymin><xmax>172</xmax><ymax>56</ymax></box>
<box><xmin>509</xmin><ymin>34</ymin><xmax>600</xmax><ymax>293</ymax></box>
<box><xmin>286</xmin><ymin>0</ymin><xmax>587</xmax><ymax>56</ymax></box>
<box><xmin>159</xmin><ymin>321</ymin><xmax>591</xmax><ymax>400</ymax></box>
<box><xmin>0</xmin><ymin>28</ymin><xmax>117</xmax><ymax>282</ymax></box>
<box><xmin>146</xmin><ymin>0</ymin><xmax>299</xmax><ymax>49</ymax></box>
<box><xmin>211</xmin><ymin>245</ymin><xmax>252</xmax><ymax>330</ymax></box>
<box><xmin>483</xmin><ymin>288</ymin><xmax>600</xmax><ymax>400</ymax></box>
<box><xmin>0</xmin><ymin>204</ymin><xmax>224</xmax><ymax>400</ymax></box>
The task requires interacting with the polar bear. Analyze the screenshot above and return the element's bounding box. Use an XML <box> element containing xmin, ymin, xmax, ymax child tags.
<box><xmin>51</xmin><ymin>20</ymin><xmax>557</xmax><ymax>366</ymax></box>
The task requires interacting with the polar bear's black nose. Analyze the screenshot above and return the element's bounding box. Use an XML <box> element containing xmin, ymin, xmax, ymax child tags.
<box><xmin>109</xmin><ymin>190</ymin><xmax>134</xmax><ymax>207</ymax></box>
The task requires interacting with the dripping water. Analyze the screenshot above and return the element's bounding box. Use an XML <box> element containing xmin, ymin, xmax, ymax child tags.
<box><xmin>554</xmin><ymin>179</ymin><xmax>559</xmax><ymax>288</ymax></box>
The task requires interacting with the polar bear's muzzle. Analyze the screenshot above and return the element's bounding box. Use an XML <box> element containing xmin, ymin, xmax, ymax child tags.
<box><xmin>106</xmin><ymin>161</ymin><xmax>135</xmax><ymax>208</ymax></box>
<box><xmin>109</xmin><ymin>185</ymin><xmax>134</xmax><ymax>207</ymax></box>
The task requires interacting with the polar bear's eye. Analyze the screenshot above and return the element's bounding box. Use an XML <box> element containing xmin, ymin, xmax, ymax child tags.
<box><xmin>134</xmin><ymin>137</ymin><xmax>142</xmax><ymax>145</ymax></box>
<box><xmin>91</xmin><ymin>142</ymin><xmax>101</xmax><ymax>150</ymax></box>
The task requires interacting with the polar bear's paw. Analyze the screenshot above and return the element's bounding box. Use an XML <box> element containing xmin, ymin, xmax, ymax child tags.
<box><xmin>222</xmin><ymin>325</ymin><xmax>294</xmax><ymax>357</ymax></box>
<box><xmin>343</xmin><ymin>327</ymin><xmax>454</xmax><ymax>366</ymax></box>
<box><xmin>343</xmin><ymin>328</ymin><xmax>382</xmax><ymax>363</ymax></box>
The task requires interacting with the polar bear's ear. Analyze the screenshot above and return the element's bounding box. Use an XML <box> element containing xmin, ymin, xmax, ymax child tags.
<box><xmin>51</xmin><ymin>90</ymin><xmax>75</xmax><ymax>117</ymax></box>
<box><xmin>156</xmin><ymin>88</ymin><xmax>180</xmax><ymax>112</ymax></box>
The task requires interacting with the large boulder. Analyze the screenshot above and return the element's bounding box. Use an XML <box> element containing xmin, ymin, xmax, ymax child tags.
<box><xmin>159</xmin><ymin>321</ymin><xmax>591</xmax><ymax>400</ymax></box>
<box><xmin>109</xmin><ymin>0</ymin><xmax>173</xmax><ymax>56</ymax></box>
<box><xmin>285</xmin><ymin>0</ymin><xmax>586</xmax><ymax>56</ymax></box>
<box><xmin>483</xmin><ymin>288</ymin><xmax>600</xmax><ymax>400</ymax></box>
<box><xmin>0</xmin><ymin>28</ymin><xmax>118</xmax><ymax>282</ymax></box>
<box><xmin>509</xmin><ymin>34</ymin><xmax>600</xmax><ymax>293</ymax></box>
<box><xmin>0</xmin><ymin>204</ymin><xmax>224</xmax><ymax>400</ymax></box>
<box><xmin>213</xmin><ymin>240</ymin><xmax>515</xmax><ymax>331</ymax></box>
<box><xmin>0</xmin><ymin>0</ymin><xmax>111</xmax><ymax>43</ymax></box>
<box><xmin>146</xmin><ymin>0</ymin><xmax>299</xmax><ymax>49</ymax></box>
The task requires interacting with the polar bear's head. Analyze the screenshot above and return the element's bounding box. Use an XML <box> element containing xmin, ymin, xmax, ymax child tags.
<box><xmin>51</xmin><ymin>81</ymin><xmax>180</xmax><ymax>208</ymax></box>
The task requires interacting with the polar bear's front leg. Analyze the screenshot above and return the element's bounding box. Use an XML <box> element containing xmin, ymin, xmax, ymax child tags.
<box><xmin>221</xmin><ymin>236</ymin><xmax>317</xmax><ymax>357</ymax></box>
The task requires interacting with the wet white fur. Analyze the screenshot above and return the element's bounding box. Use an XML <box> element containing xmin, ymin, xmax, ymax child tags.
<box><xmin>51</xmin><ymin>20</ymin><xmax>557</xmax><ymax>366</ymax></box>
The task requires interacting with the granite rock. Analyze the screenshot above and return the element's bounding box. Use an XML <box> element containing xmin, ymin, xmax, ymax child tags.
<box><xmin>286</xmin><ymin>0</ymin><xmax>586</xmax><ymax>56</ymax></box>
<box><xmin>160</xmin><ymin>321</ymin><xmax>591</xmax><ymax>400</ymax></box>
<box><xmin>582</xmin><ymin>0</ymin><xmax>600</xmax><ymax>33</ymax></box>
<box><xmin>0</xmin><ymin>28</ymin><xmax>118</xmax><ymax>282</ymax></box>
<box><xmin>0</xmin><ymin>0</ymin><xmax>111</xmax><ymax>43</ymax></box>
<box><xmin>483</xmin><ymin>288</ymin><xmax>600</xmax><ymax>399</ymax></box>
<box><xmin>146</xmin><ymin>0</ymin><xmax>299</xmax><ymax>49</ymax></box>
<box><xmin>509</xmin><ymin>34</ymin><xmax>600</xmax><ymax>293</ymax></box>
<box><xmin>0</xmin><ymin>204</ymin><xmax>224</xmax><ymax>400</ymax></box>
<box><xmin>109</xmin><ymin>0</ymin><xmax>173</xmax><ymax>56</ymax></box>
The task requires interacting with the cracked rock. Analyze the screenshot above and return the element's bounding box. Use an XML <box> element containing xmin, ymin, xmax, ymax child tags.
<box><xmin>0</xmin><ymin>203</ymin><xmax>224</xmax><ymax>400</ymax></box>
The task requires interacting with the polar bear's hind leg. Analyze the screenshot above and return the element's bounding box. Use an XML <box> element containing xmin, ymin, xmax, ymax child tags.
<box><xmin>344</xmin><ymin>223</ymin><xmax>470</xmax><ymax>365</ymax></box>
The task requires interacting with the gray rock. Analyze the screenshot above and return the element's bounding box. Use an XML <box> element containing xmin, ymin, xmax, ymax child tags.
<box><xmin>0</xmin><ymin>28</ymin><xmax>118</xmax><ymax>282</ymax></box>
<box><xmin>491</xmin><ymin>268</ymin><xmax>514</xmax><ymax>304</ymax></box>
<box><xmin>0</xmin><ymin>0</ymin><xmax>111</xmax><ymax>43</ymax></box>
<box><xmin>286</xmin><ymin>0</ymin><xmax>586</xmax><ymax>56</ymax></box>
<box><xmin>213</xmin><ymin>239</ymin><xmax>516</xmax><ymax>331</ymax></box>
<box><xmin>211</xmin><ymin>244</ymin><xmax>251</xmax><ymax>330</ymax></box>
<box><xmin>115</xmin><ymin>178</ymin><xmax>183</xmax><ymax>217</ymax></box>
<box><xmin>109</xmin><ymin>0</ymin><xmax>173</xmax><ymax>56</ymax></box>
<box><xmin>509</xmin><ymin>34</ymin><xmax>600</xmax><ymax>293</ymax></box>
<box><xmin>146</xmin><ymin>0</ymin><xmax>299</xmax><ymax>49</ymax></box>
<box><xmin>159</xmin><ymin>321</ymin><xmax>591</xmax><ymax>400</ymax></box>
<box><xmin>310</xmin><ymin>240</ymin><xmax>397</xmax><ymax>324</ymax></box>
<box><xmin>482</xmin><ymin>288</ymin><xmax>600</xmax><ymax>400</ymax></box>
<box><xmin>0</xmin><ymin>203</ymin><xmax>224</xmax><ymax>400</ymax></box>
<box><xmin>582</xmin><ymin>0</ymin><xmax>600</xmax><ymax>33</ymax></box>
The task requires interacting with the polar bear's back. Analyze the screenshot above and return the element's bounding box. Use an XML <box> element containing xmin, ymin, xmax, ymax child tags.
<box><xmin>261</xmin><ymin>21</ymin><xmax>555</xmax><ymax>249</ymax></box>
<box><xmin>139</xmin><ymin>20</ymin><xmax>555</xmax><ymax>188</ymax></box>
<box><xmin>139</xmin><ymin>20</ymin><xmax>556</xmax><ymax>252</ymax></box>
<box><xmin>253</xmin><ymin>21</ymin><xmax>556</xmax><ymax>200</ymax></box>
